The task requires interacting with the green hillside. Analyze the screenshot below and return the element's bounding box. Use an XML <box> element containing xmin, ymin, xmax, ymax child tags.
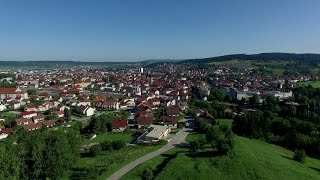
<box><xmin>121</xmin><ymin>136</ymin><xmax>320</xmax><ymax>180</ymax></box>
<box><xmin>179</xmin><ymin>53</ymin><xmax>320</xmax><ymax>64</ymax></box>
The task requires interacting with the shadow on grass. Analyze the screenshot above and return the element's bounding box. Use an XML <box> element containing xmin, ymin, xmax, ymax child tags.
<box><xmin>309</xmin><ymin>167</ymin><xmax>320</xmax><ymax>173</ymax></box>
<box><xmin>152</xmin><ymin>152</ymin><xmax>179</xmax><ymax>177</ymax></box>
<box><xmin>174</xmin><ymin>142</ymin><xmax>190</xmax><ymax>148</ymax></box>
<box><xmin>187</xmin><ymin>150</ymin><xmax>221</xmax><ymax>158</ymax></box>
<box><xmin>281</xmin><ymin>155</ymin><xmax>294</xmax><ymax>161</ymax></box>
<box><xmin>69</xmin><ymin>166</ymin><xmax>106</xmax><ymax>180</ymax></box>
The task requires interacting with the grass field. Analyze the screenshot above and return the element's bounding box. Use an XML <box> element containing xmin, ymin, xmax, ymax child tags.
<box><xmin>298</xmin><ymin>80</ymin><xmax>320</xmax><ymax>88</ymax></box>
<box><xmin>83</xmin><ymin>132</ymin><xmax>134</xmax><ymax>144</ymax></box>
<box><xmin>62</xmin><ymin>143</ymin><xmax>164</xmax><ymax>180</ymax></box>
<box><xmin>121</xmin><ymin>135</ymin><xmax>320</xmax><ymax>180</ymax></box>
<box><xmin>217</xmin><ymin>119</ymin><xmax>233</xmax><ymax>128</ymax></box>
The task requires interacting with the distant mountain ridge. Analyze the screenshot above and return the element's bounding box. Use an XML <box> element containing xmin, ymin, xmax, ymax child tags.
<box><xmin>178</xmin><ymin>53</ymin><xmax>320</xmax><ymax>64</ymax></box>
<box><xmin>1</xmin><ymin>53</ymin><xmax>320</xmax><ymax>68</ymax></box>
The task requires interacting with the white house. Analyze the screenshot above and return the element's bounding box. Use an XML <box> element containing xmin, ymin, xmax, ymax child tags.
<box><xmin>0</xmin><ymin>87</ymin><xmax>28</xmax><ymax>100</ymax></box>
<box><xmin>0</xmin><ymin>133</ymin><xmax>8</xmax><ymax>140</ymax></box>
<box><xmin>77</xmin><ymin>105</ymin><xmax>95</xmax><ymax>116</ymax></box>
<box><xmin>144</xmin><ymin>125</ymin><xmax>171</xmax><ymax>142</ymax></box>
<box><xmin>0</xmin><ymin>104</ymin><xmax>7</xmax><ymax>111</ymax></box>
<box><xmin>270</xmin><ymin>91</ymin><xmax>293</xmax><ymax>100</ymax></box>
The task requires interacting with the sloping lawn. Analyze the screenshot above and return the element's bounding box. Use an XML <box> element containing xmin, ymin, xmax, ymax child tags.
<box><xmin>84</xmin><ymin>132</ymin><xmax>134</xmax><ymax>144</ymax></box>
<box><xmin>121</xmin><ymin>136</ymin><xmax>320</xmax><ymax>180</ymax></box>
<box><xmin>298</xmin><ymin>80</ymin><xmax>320</xmax><ymax>88</ymax></box>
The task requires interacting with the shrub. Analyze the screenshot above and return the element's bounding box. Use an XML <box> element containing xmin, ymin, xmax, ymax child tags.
<box><xmin>112</xmin><ymin>140</ymin><xmax>126</xmax><ymax>150</ymax></box>
<box><xmin>155</xmin><ymin>139</ymin><xmax>167</xmax><ymax>145</ymax></box>
<box><xmin>123</xmin><ymin>126</ymin><xmax>131</xmax><ymax>133</ymax></box>
<box><xmin>216</xmin><ymin>136</ymin><xmax>233</xmax><ymax>155</ymax></box>
<box><xmin>101</xmin><ymin>141</ymin><xmax>113</xmax><ymax>151</ymax></box>
<box><xmin>190</xmin><ymin>140</ymin><xmax>200</xmax><ymax>152</ymax></box>
<box><xmin>141</xmin><ymin>167</ymin><xmax>154</xmax><ymax>180</ymax></box>
<box><xmin>89</xmin><ymin>144</ymin><xmax>101</xmax><ymax>157</ymax></box>
<box><xmin>293</xmin><ymin>149</ymin><xmax>306</xmax><ymax>163</ymax></box>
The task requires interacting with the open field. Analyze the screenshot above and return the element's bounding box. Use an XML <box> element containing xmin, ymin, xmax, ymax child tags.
<box><xmin>207</xmin><ymin>59</ymin><xmax>250</xmax><ymax>65</ymax></box>
<box><xmin>298</xmin><ymin>80</ymin><xmax>320</xmax><ymax>88</ymax></box>
<box><xmin>217</xmin><ymin>119</ymin><xmax>233</xmax><ymax>128</ymax></box>
<box><xmin>61</xmin><ymin>143</ymin><xmax>164</xmax><ymax>180</ymax></box>
<box><xmin>83</xmin><ymin>132</ymin><xmax>134</xmax><ymax>144</ymax></box>
<box><xmin>121</xmin><ymin>135</ymin><xmax>320</xmax><ymax>180</ymax></box>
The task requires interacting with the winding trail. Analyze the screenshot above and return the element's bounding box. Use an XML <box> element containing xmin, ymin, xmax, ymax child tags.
<box><xmin>107</xmin><ymin>127</ymin><xmax>191</xmax><ymax>180</ymax></box>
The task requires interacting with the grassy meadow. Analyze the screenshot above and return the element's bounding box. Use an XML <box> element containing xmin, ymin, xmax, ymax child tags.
<box><xmin>121</xmin><ymin>135</ymin><xmax>320</xmax><ymax>180</ymax></box>
<box><xmin>298</xmin><ymin>80</ymin><xmax>320</xmax><ymax>88</ymax></box>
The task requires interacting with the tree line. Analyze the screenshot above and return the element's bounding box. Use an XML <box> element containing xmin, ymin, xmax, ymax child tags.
<box><xmin>233</xmin><ymin>86</ymin><xmax>320</xmax><ymax>158</ymax></box>
<box><xmin>0</xmin><ymin>128</ymin><xmax>80</xmax><ymax>179</ymax></box>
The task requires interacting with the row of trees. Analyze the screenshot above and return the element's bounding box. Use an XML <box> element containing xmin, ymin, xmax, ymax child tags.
<box><xmin>88</xmin><ymin>140</ymin><xmax>126</xmax><ymax>157</ymax></box>
<box><xmin>83</xmin><ymin>112</ymin><xmax>129</xmax><ymax>134</ymax></box>
<box><xmin>232</xmin><ymin>111</ymin><xmax>320</xmax><ymax>158</ymax></box>
<box><xmin>188</xmin><ymin>99</ymin><xmax>234</xmax><ymax>119</ymax></box>
<box><xmin>191</xmin><ymin>119</ymin><xmax>234</xmax><ymax>155</ymax></box>
<box><xmin>0</xmin><ymin>128</ymin><xmax>80</xmax><ymax>179</ymax></box>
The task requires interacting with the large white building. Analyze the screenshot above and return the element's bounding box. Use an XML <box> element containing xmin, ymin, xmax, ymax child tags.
<box><xmin>0</xmin><ymin>87</ymin><xmax>28</xmax><ymax>100</ymax></box>
<box><xmin>144</xmin><ymin>125</ymin><xmax>170</xmax><ymax>142</ymax></box>
<box><xmin>270</xmin><ymin>91</ymin><xmax>293</xmax><ymax>100</ymax></box>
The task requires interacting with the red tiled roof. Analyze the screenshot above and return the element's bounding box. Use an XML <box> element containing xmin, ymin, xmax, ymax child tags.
<box><xmin>111</xmin><ymin>119</ymin><xmax>128</xmax><ymax>129</ymax></box>
<box><xmin>21</xmin><ymin>111</ymin><xmax>37</xmax><ymax>116</ymax></box>
<box><xmin>33</xmin><ymin>115</ymin><xmax>44</xmax><ymax>120</ymax></box>
<box><xmin>42</xmin><ymin>120</ymin><xmax>55</xmax><ymax>127</ymax></box>
<box><xmin>162</xmin><ymin>116</ymin><xmax>178</xmax><ymax>125</ymax></box>
<box><xmin>0</xmin><ymin>128</ymin><xmax>14</xmax><ymax>134</ymax></box>
<box><xmin>136</xmin><ymin>117</ymin><xmax>153</xmax><ymax>126</ymax></box>
<box><xmin>15</xmin><ymin>118</ymin><xmax>32</xmax><ymax>124</ymax></box>
<box><xmin>134</xmin><ymin>111</ymin><xmax>149</xmax><ymax>119</ymax></box>
<box><xmin>54</xmin><ymin>111</ymin><xmax>64</xmax><ymax>115</ymax></box>
<box><xmin>0</xmin><ymin>88</ymin><xmax>20</xmax><ymax>94</ymax></box>
<box><xmin>24</xmin><ymin>123</ymin><xmax>42</xmax><ymax>131</ymax></box>
<box><xmin>166</xmin><ymin>106</ymin><xmax>180</xmax><ymax>116</ymax></box>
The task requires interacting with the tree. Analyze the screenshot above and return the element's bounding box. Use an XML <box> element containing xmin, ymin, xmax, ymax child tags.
<box><xmin>206</xmin><ymin>126</ymin><xmax>220</xmax><ymax>145</ymax></box>
<box><xmin>89</xmin><ymin>144</ymin><xmax>101</xmax><ymax>157</ymax></box>
<box><xmin>87</xmin><ymin>116</ymin><xmax>105</xmax><ymax>134</ymax></box>
<box><xmin>3</xmin><ymin>129</ymin><xmax>81</xmax><ymax>179</ymax></box>
<box><xmin>196</xmin><ymin>118</ymin><xmax>209</xmax><ymax>133</ymax></box>
<box><xmin>26</xmin><ymin>89</ymin><xmax>37</xmax><ymax>95</ymax></box>
<box><xmin>249</xmin><ymin>95</ymin><xmax>260</xmax><ymax>106</ymax></box>
<box><xmin>293</xmin><ymin>149</ymin><xmax>306</xmax><ymax>163</ymax></box>
<box><xmin>112</xmin><ymin>140</ymin><xmax>126</xmax><ymax>150</ymax></box>
<box><xmin>190</xmin><ymin>140</ymin><xmax>200</xmax><ymax>152</ymax></box>
<box><xmin>209</xmin><ymin>88</ymin><xmax>225</xmax><ymax>102</ymax></box>
<box><xmin>288</xmin><ymin>105</ymin><xmax>297</xmax><ymax>118</ymax></box>
<box><xmin>101</xmin><ymin>141</ymin><xmax>113</xmax><ymax>151</ymax></box>
<box><xmin>64</xmin><ymin>108</ymin><xmax>71</xmax><ymax>121</ymax></box>
<box><xmin>73</xmin><ymin>121</ymin><xmax>83</xmax><ymax>132</ymax></box>
<box><xmin>141</xmin><ymin>167</ymin><xmax>154</xmax><ymax>180</ymax></box>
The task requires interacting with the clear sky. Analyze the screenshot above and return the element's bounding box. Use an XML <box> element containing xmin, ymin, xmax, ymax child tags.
<box><xmin>0</xmin><ymin>0</ymin><xmax>320</xmax><ymax>61</ymax></box>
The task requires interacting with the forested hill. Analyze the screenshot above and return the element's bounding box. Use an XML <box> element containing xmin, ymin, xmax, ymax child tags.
<box><xmin>178</xmin><ymin>53</ymin><xmax>320</xmax><ymax>64</ymax></box>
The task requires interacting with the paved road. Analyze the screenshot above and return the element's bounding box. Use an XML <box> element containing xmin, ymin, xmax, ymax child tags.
<box><xmin>107</xmin><ymin>127</ymin><xmax>191</xmax><ymax>180</ymax></box>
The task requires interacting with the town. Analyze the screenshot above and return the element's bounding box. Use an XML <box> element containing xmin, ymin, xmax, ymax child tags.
<box><xmin>1</xmin><ymin>59</ymin><xmax>320</xmax><ymax>179</ymax></box>
<box><xmin>0</xmin><ymin>63</ymin><xmax>313</xmax><ymax>140</ymax></box>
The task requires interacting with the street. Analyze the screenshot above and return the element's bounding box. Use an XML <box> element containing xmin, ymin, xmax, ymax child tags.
<box><xmin>107</xmin><ymin>127</ymin><xmax>191</xmax><ymax>180</ymax></box>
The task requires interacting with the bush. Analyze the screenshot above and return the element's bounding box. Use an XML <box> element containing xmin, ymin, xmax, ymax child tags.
<box><xmin>293</xmin><ymin>149</ymin><xmax>306</xmax><ymax>163</ymax></box>
<box><xmin>123</xmin><ymin>126</ymin><xmax>131</xmax><ymax>133</ymax></box>
<box><xmin>141</xmin><ymin>167</ymin><xmax>154</xmax><ymax>180</ymax></box>
<box><xmin>216</xmin><ymin>135</ymin><xmax>234</xmax><ymax>155</ymax></box>
<box><xmin>155</xmin><ymin>139</ymin><xmax>167</xmax><ymax>145</ymax></box>
<box><xmin>111</xmin><ymin>140</ymin><xmax>126</xmax><ymax>150</ymax></box>
<box><xmin>89</xmin><ymin>144</ymin><xmax>101</xmax><ymax>157</ymax></box>
<box><xmin>190</xmin><ymin>140</ymin><xmax>200</xmax><ymax>152</ymax></box>
<box><xmin>101</xmin><ymin>141</ymin><xmax>113</xmax><ymax>151</ymax></box>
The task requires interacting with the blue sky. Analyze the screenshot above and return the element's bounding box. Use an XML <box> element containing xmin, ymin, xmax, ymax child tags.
<box><xmin>0</xmin><ymin>0</ymin><xmax>320</xmax><ymax>61</ymax></box>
